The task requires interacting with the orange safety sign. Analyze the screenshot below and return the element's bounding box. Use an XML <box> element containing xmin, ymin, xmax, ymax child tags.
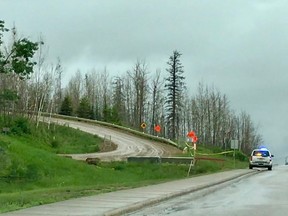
<box><xmin>154</xmin><ymin>125</ymin><xmax>161</xmax><ymax>132</ymax></box>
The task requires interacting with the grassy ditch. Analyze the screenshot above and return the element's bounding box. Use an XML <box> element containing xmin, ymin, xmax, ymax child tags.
<box><xmin>0</xmin><ymin>117</ymin><xmax>248</xmax><ymax>213</ymax></box>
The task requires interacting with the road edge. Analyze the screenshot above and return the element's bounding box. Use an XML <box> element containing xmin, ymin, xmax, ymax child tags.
<box><xmin>105</xmin><ymin>170</ymin><xmax>259</xmax><ymax>216</ymax></box>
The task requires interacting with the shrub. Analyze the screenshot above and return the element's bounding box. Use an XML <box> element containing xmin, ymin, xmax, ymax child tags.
<box><xmin>11</xmin><ymin>117</ymin><xmax>31</xmax><ymax>135</ymax></box>
<box><xmin>114</xmin><ymin>163</ymin><xmax>126</xmax><ymax>171</ymax></box>
<box><xmin>51</xmin><ymin>139</ymin><xmax>60</xmax><ymax>148</ymax></box>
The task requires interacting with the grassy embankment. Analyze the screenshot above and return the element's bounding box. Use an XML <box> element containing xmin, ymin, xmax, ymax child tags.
<box><xmin>0</xmin><ymin>117</ymin><xmax>248</xmax><ymax>213</ymax></box>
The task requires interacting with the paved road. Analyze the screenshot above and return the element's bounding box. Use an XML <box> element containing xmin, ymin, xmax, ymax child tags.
<box><xmin>48</xmin><ymin>118</ymin><xmax>181</xmax><ymax>161</ymax></box>
<box><xmin>128</xmin><ymin>165</ymin><xmax>288</xmax><ymax>216</ymax></box>
<box><xmin>0</xmin><ymin>169</ymin><xmax>256</xmax><ymax>216</ymax></box>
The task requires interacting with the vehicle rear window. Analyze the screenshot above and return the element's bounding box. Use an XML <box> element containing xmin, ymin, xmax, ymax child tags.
<box><xmin>253</xmin><ymin>151</ymin><xmax>270</xmax><ymax>157</ymax></box>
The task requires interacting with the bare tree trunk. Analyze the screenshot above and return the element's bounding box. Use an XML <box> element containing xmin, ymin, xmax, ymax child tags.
<box><xmin>150</xmin><ymin>69</ymin><xmax>164</xmax><ymax>135</ymax></box>
<box><xmin>128</xmin><ymin>60</ymin><xmax>149</xmax><ymax>130</ymax></box>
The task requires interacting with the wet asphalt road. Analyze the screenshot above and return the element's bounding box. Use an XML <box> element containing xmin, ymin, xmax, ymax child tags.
<box><xmin>127</xmin><ymin>165</ymin><xmax>288</xmax><ymax>216</ymax></box>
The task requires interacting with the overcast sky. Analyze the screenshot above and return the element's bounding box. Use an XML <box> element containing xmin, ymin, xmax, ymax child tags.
<box><xmin>1</xmin><ymin>0</ymin><xmax>287</xmax><ymax>161</ymax></box>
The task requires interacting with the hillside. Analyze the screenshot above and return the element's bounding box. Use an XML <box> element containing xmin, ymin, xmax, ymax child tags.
<box><xmin>0</xmin><ymin>118</ymin><xmax>248</xmax><ymax>213</ymax></box>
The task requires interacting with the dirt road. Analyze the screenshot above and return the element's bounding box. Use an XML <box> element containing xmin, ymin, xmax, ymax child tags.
<box><xmin>49</xmin><ymin>118</ymin><xmax>181</xmax><ymax>161</ymax></box>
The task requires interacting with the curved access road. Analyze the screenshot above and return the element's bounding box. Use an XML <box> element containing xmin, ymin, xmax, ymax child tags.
<box><xmin>49</xmin><ymin>118</ymin><xmax>181</xmax><ymax>161</ymax></box>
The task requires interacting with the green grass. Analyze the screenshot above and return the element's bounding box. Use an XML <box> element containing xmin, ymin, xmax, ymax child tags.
<box><xmin>0</xmin><ymin>119</ymin><xmax>248</xmax><ymax>213</ymax></box>
<box><xmin>29</xmin><ymin>122</ymin><xmax>103</xmax><ymax>154</ymax></box>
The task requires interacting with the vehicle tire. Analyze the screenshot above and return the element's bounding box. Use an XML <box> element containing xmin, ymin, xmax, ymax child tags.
<box><xmin>249</xmin><ymin>165</ymin><xmax>253</xmax><ymax>169</ymax></box>
<box><xmin>268</xmin><ymin>166</ymin><xmax>272</xmax><ymax>171</ymax></box>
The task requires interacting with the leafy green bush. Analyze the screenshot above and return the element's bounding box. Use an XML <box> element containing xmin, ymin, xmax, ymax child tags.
<box><xmin>113</xmin><ymin>163</ymin><xmax>126</xmax><ymax>171</ymax></box>
<box><xmin>50</xmin><ymin>139</ymin><xmax>60</xmax><ymax>148</ymax></box>
<box><xmin>11</xmin><ymin>117</ymin><xmax>31</xmax><ymax>135</ymax></box>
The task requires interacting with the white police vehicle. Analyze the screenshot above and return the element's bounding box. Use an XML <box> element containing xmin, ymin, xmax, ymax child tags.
<box><xmin>249</xmin><ymin>147</ymin><xmax>273</xmax><ymax>170</ymax></box>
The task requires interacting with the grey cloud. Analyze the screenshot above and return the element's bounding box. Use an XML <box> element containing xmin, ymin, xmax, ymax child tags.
<box><xmin>1</xmin><ymin>0</ymin><xmax>288</xmax><ymax>159</ymax></box>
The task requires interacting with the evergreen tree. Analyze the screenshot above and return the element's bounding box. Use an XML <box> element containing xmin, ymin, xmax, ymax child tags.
<box><xmin>77</xmin><ymin>96</ymin><xmax>93</xmax><ymax>119</ymax></box>
<box><xmin>59</xmin><ymin>96</ymin><xmax>73</xmax><ymax>116</ymax></box>
<box><xmin>165</xmin><ymin>50</ymin><xmax>186</xmax><ymax>140</ymax></box>
<box><xmin>102</xmin><ymin>101</ymin><xmax>110</xmax><ymax>122</ymax></box>
<box><xmin>111</xmin><ymin>76</ymin><xmax>125</xmax><ymax>124</ymax></box>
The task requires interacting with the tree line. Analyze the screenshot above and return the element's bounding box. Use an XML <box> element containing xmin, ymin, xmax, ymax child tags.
<box><xmin>0</xmin><ymin>21</ymin><xmax>262</xmax><ymax>154</ymax></box>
